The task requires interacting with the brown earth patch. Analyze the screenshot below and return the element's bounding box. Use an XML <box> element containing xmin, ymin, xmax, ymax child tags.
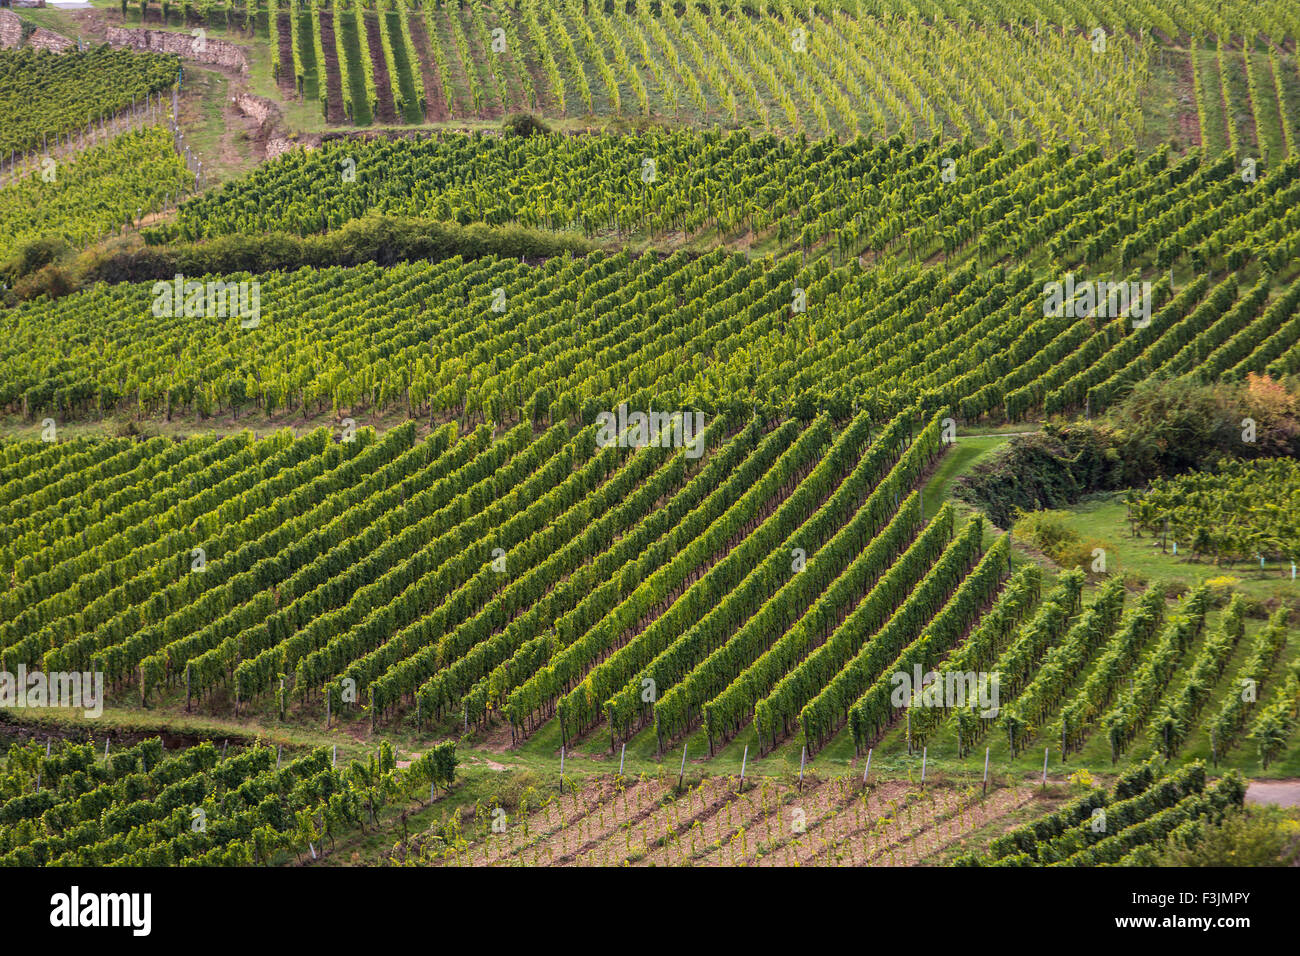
<box><xmin>318</xmin><ymin>12</ymin><xmax>346</xmax><ymax>124</ymax></box>
<box><xmin>406</xmin><ymin>11</ymin><xmax>448</xmax><ymax>121</ymax></box>
<box><xmin>362</xmin><ymin>12</ymin><xmax>398</xmax><ymax>124</ymax></box>
<box><xmin>276</xmin><ymin>13</ymin><xmax>297</xmax><ymax>99</ymax></box>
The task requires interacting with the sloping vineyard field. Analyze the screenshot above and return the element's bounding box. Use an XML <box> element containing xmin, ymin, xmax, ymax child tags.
<box><xmin>0</xmin><ymin>47</ymin><xmax>177</xmax><ymax>158</ymax></box>
<box><xmin>5</xmin><ymin>0</ymin><xmax>1300</xmax><ymax>878</ymax></box>
<box><xmin>4</xmin><ymin>404</ymin><xmax>1296</xmax><ymax>773</ymax></box>
<box><xmin>7</xmin><ymin>216</ymin><xmax>1300</xmax><ymax>427</ymax></box>
<box><xmin>386</xmin><ymin>760</ymin><xmax>1242</xmax><ymax>868</ymax></box>
<box><xmin>1130</xmin><ymin>459</ymin><xmax>1300</xmax><ymax>564</ymax></box>
<box><xmin>159</xmin><ymin>131</ymin><xmax>1300</xmax><ymax>278</ymax></box>
<box><xmin>255</xmin><ymin>0</ymin><xmax>1300</xmax><ymax>150</ymax></box>
<box><xmin>0</xmin><ymin>126</ymin><xmax>191</xmax><ymax>263</ymax></box>
<box><xmin>957</xmin><ymin>761</ymin><xmax>1247</xmax><ymax>865</ymax></box>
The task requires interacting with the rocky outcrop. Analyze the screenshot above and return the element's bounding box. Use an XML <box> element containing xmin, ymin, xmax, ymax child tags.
<box><xmin>105</xmin><ymin>27</ymin><xmax>249</xmax><ymax>73</ymax></box>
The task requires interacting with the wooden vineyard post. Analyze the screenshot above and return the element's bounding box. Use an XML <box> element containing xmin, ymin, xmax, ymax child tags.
<box><xmin>678</xmin><ymin>742</ymin><xmax>687</xmax><ymax>792</ymax></box>
<box><xmin>1042</xmin><ymin>747</ymin><xmax>1049</xmax><ymax>789</ymax></box>
<box><xmin>920</xmin><ymin>747</ymin><xmax>927</xmax><ymax>786</ymax></box>
<box><xmin>798</xmin><ymin>746</ymin><xmax>806</xmax><ymax>793</ymax></box>
<box><xmin>983</xmin><ymin>747</ymin><xmax>990</xmax><ymax>795</ymax></box>
<box><xmin>559</xmin><ymin>746</ymin><xmax>566</xmax><ymax>792</ymax></box>
<box><xmin>863</xmin><ymin>747</ymin><xmax>872</xmax><ymax>785</ymax></box>
<box><xmin>739</xmin><ymin>745</ymin><xmax>748</xmax><ymax>792</ymax></box>
<box><xmin>619</xmin><ymin>743</ymin><xmax>626</xmax><ymax>777</ymax></box>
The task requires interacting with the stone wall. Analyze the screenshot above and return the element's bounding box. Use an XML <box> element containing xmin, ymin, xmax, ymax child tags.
<box><xmin>1</xmin><ymin>10</ymin><xmax>73</xmax><ymax>51</ymax></box>
<box><xmin>0</xmin><ymin>10</ymin><xmax>24</xmax><ymax>49</ymax></box>
<box><xmin>232</xmin><ymin>92</ymin><xmax>298</xmax><ymax>159</ymax></box>
<box><xmin>105</xmin><ymin>27</ymin><xmax>249</xmax><ymax>73</ymax></box>
<box><xmin>232</xmin><ymin>92</ymin><xmax>277</xmax><ymax>127</ymax></box>
<box><xmin>27</xmin><ymin>27</ymin><xmax>73</xmax><ymax>52</ymax></box>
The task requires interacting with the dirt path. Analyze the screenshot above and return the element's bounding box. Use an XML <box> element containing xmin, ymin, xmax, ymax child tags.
<box><xmin>362</xmin><ymin>12</ymin><xmax>398</xmax><ymax>124</ymax></box>
<box><xmin>318</xmin><ymin>12</ymin><xmax>346</xmax><ymax>124</ymax></box>
<box><xmin>1246</xmin><ymin>780</ymin><xmax>1300</xmax><ymax>808</ymax></box>
<box><xmin>406</xmin><ymin>12</ymin><xmax>449</xmax><ymax>121</ymax></box>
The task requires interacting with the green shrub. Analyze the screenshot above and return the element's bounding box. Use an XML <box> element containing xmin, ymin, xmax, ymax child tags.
<box><xmin>12</xmin><ymin>262</ymin><xmax>75</xmax><ymax>301</ymax></box>
<box><xmin>84</xmin><ymin>214</ymin><xmax>597</xmax><ymax>286</ymax></box>
<box><xmin>1011</xmin><ymin>509</ymin><xmax>1079</xmax><ymax>556</ymax></box>
<box><xmin>1153</xmin><ymin>805</ymin><xmax>1300</xmax><ymax>866</ymax></box>
<box><xmin>1010</xmin><ymin>509</ymin><xmax>1113</xmax><ymax>572</ymax></box>
<box><xmin>953</xmin><ymin>425</ymin><xmax>1120</xmax><ymax>527</ymax></box>
<box><xmin>2</xmin><ymin>235</ymin><xmax>71</xmax><ymax>282</ymax></box>
<box><xmin>502</xmin><ymin>113</ymin><xmax>552</xmax><ymax>138</ymax></box>
<box><xmin>956</xmin><ymin>378</ymin><xmax>1300</xmax><ymax>525</ymax></box>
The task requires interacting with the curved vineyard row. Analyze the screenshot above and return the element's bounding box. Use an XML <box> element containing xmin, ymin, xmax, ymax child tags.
<box><xmin>959</xmin><ymin>761</ymin><xmax>1247</xmax><ymax>866</ymax></box>
<box><xmin>8</xmin><ymin>229</ymin><xmax>1300</xmax><ymax>434</ymax></box>
<box><xmin>0</xmin><ymin>735</ymin><xmax>455</xmax><ymax>866</ymax></box>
